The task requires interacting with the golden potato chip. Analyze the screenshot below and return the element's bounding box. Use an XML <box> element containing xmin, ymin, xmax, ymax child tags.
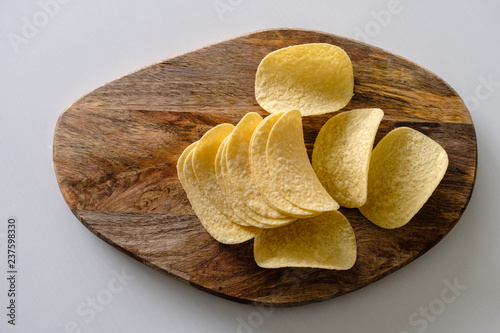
<box><xmin>359</xmin><ymin>127</ymin><xmax>449</xmax><ymax>229</ymax></box>
<box><xmin>267</xmin><ymin>110</ymin><xmax>339</xmax><ymax>212</ymax></box>
<box><xmin>254</xmin><ymin>210</ymin><xmax>357</xmax><ymax>269</ymax></box>
<box><xmin>224</xmin><ymin>112</ymin><xmax>297</xmax><ymax>228</ymax></box>
<box><xmin>249</xmin><ymin>111</ymin><xmax>318</xmax><ymax>217</ymax></box>
<box><xmin>217</xmin><ymin>136</ymin><xmax>265</xmax><ymax>228</ymax></box>
<box><xmin>192</xmin><ymin>123</ymin><xmax>249</xmax><ymax>227</ymax></box>
<box><xmin>178</xmin><ymin>146</ymin><xmax>260</xmax><ymax>244</ymax></box>
<box><xmin>255</xmin><ymin>43</ymin><xmax>354</xmax><ymax>116</ymax></box>
<box><xmin>312</xmin><ymin>108</ymin><xmax>384</xmax><ymax>208</ymax></box>
<box><xmin>214</xmin><ymin>136</ymin><xmax>229</xmax><ymax>198</ymax></box>
<box><xmin>177</xmin><ymin>141</ymin><xmax>198</xmax><ymax>183</ymax></box>
<box><xmin>218</xmin><ymin>135</ymin><xmax>274</xmax><ymax>229</ymax></box>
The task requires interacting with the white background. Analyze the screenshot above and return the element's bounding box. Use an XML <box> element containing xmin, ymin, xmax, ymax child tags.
<box><xmin>1</xmin><ymin>1</ymin><xmax>499</xmax><ymax>332</ymax></box>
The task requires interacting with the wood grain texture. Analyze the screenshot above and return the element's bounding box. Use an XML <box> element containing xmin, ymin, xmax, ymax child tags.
<box><xmin>53</xmin><ymin>29</ymin><xmax>477</xmax><ymax>306</ymax></box>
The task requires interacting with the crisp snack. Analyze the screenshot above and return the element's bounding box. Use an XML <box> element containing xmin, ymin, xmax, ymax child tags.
<box><xmin>192</xmin><ymin>123</ymin><xmax>249</xmax><ymax>227</ymax></box>
<box><xmin>224</xmin><ymin>112</ymin><xmax>297</xmax><ymax>228</ymax></box>
<box><xmin>359</xmin><ymin>127</ymin><xmax>449</xmax><ymax>229</ymax></box>
<box><xmin>177</xmin><ymin>144</ymin><xmax>260</xmax><ymax>244</ymax></box>
<box><xmin>255</xmin><ymin>43</ymin><xmax>354</xmax><ymax>116</ymax></box>
<box><xmin>254</xmin><ymin>210</ymin><xmax>357</xmax><ymax>269</ymax></box>
<box><xmin>249</xmin><ymin>111</ymin><xmax>318</xmax><ymax>217</ymax></box>
<box><xmin>312</xmin><ymin>108</ymin><xmax>384</xmax><ymax>208</ymax></box>
<box><xmin>267</xmin><ymin>110</ymin><xmax>339</xmax><ymax>212</ymax></box>
<box><xmin>214</xmin><ymin>136</ymin><xmax>229</xmax><ymax>198</ymax></box>
<box><xmin>218</xmin><ymin>136</ymin><xmax>267</xmax><ymax>228</ymax></box>
<box><xmin>174</xmin><ymin>38</ymin><xmax>450</xmax><ymax>269</ymax></box>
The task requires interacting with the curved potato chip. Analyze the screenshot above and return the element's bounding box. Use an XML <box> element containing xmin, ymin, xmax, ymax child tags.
<box><xmin>178</xmin><ymin>147</ymin><xmax>260</xmax><ymax>244</ymax></box>
<box><xmin>215</xmin><ymin>136</ymin><xmax>229</xmax><ymax>198</ymax></box>
<box><xmin>218</xmin><ymin>137</ymin><xmax>268</xmax><ymax>228</ymax></box>
<box><xmin>177</xmin><ymin>141</ymin><xmax>198</xmax><ymax>183</ymax></box>
<box><xmin>254</xmin><ymin>210</ymin><xmax>357</xmax><ymax>269</ymax></box>
<box><xmin>192</xmin><ymin>123</ymin><xmax>250</xmax><ymax>227</ymax></box>
<box><xmin>224</xmin><ymin>112</ymin><xmax>296</xmax><ymax>227</ymax></box>
<box><xmin>255</xmin><ymin>43</ymin><xmax>354</xmax><ymax>116</ymax></box>
<box><xmin>219</xmin><ymin>135</ymin><xmax>276</xmax><ymax>229</ymax></box>
<box><xmin>312</xmin><ymin>108</ymin><xmax>384</xmax><ymax>208</ymax></box>
<box><xmin>249</xmin><ymin>111</ymin><xmax>318</xmax><ymax>217</ymax></box>
<box><xmin>359</xmin><ymin>127</ymin><xmax>449</xmax><ymax>229</ymax></box>
<box><xmin>267</xmin><ymin>110</ymin><xmax>339</xmax><ymax>212</ymax></box>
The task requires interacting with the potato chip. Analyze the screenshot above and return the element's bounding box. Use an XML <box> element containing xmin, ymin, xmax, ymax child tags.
<box><xmin>254</xmin><ymin>210</ymin><xmax>356</xmax><ymax>269</ymax></box>
<box><xmin>267</xmin><ymin>110</ymin><xmax>339</xmax><ymax>212</ymax></box>
<box><xmin>177</xmin><ymin>145</ymin><xmax>260</xmax><ymax>244</ymax></box>
<box><xmin>255</xmin><ymin>43</ymin><xmax>354</xmax><ymax>116</ymax></box>
<box><xmin>177</xmin><ymin>141</ymin><xmax>198</xmax><ymax>183</ymax></box>
<box><xmin>214</xmin><ymin>136</ymin><xmax>229</xmax><ymax>198</ymax></box>
<box><xmin>224</xmin><ymin>112</ymin><xmax>297</xmax><ymax>228</ymax></box>
<box><xmin>192</xmin><ymin>123</ymin><xmax>250</xmax><ymax>227</ymax></box>
<box><xmin>312</xmin><ymin>108</ymin><xmax>384</xmax><ymax>208</ymax></box>
<box><xmin>249</xmin><ymin>111</ymin><xmax>319</xmax><ymax>217</ymax></box>
<box><xmin>359</xmin><ymin>127</ymin><xmax>449</xmax><ymax>229</ymax></box>
<box><xmin>218</xmin><ymin>136</ymin><xmax>266</xmax><ymax>228</ymax></box>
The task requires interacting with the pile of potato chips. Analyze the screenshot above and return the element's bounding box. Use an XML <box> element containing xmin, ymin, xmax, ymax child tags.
<box><xmin>177</xmin><ymin>43</ymin><xmax>448</xmax><ymax>270</ymax></box>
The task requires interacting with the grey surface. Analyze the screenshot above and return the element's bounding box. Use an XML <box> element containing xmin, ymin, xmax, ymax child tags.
<box><xmin>1</xmin><ymin>1</ymin><xmax>499</xmax><ymax>332</ymax></box>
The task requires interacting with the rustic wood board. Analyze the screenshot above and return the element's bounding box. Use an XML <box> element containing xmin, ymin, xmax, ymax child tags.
<box><xmin>53</xmin><ymin>29</ymin><xmax>477</xmax><ymax>307</ymax></box>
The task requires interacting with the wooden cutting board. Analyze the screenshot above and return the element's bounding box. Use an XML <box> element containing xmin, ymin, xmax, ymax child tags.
<box><xmin>53</xmin><ymin>29</ymin><xmax>476</xmax><ymax>307</ymax></box>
